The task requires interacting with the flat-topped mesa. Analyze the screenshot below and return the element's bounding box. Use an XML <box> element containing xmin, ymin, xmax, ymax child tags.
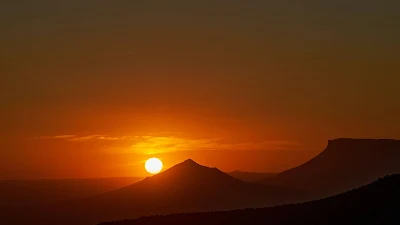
<box><xmin>328</xmin><ymin>138</ymin><xmax>400</xmax><ymax>146</ymax></box>
<box><xmin>326</xmin><ymin>138</ymin><xmax>400</xmax><ymax>152</ymax></box>
<box><xmin>259</xmin><ymin>138</ymin><xmax>400</xmax><ymax>199</ymax></box>
<box><xmin>318</xmin><ymin>138</ymin><xmax>400</xmax><ymax>167</ymax></box>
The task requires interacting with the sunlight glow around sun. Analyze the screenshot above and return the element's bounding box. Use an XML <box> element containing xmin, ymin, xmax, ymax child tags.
<box><xmin>145</xmin><ymin>158</ymin><xmax>163</xmax><ymax>174</ymax></box>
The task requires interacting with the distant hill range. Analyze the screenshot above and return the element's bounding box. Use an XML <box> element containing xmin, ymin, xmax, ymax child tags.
<box><xmin>2</xmin><ymin>138</ymin><xmax>400</xmax><ymax>225</ymax></box>
<box><xmin>259</xmin><ymin>138</ymin><xmax>400</xmax><ymax>199</ymax></box>
<box><xmin>0</xmin><ymin>177</ymin><xmax>143</xmax><ymax>207</ymax></box>
<box><xmin>100</xmin><ymin>174</ymin><xmax>400</xmax><ymax>225</ymax></box>
<box><xmin>2</xmin><ymin>160</ymin><xmax>302</xmax><ymax>225</ymax></box>
<box><xmin>227</xmin><ymin>170</ymin><xmax>276</xmax><ymax>182</ymax></box>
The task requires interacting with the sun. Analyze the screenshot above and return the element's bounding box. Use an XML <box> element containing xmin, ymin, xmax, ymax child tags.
<box><xmin>145</xmin><ymin>158</ymin><xmax>163</xmax><ymax>174</ymax></box>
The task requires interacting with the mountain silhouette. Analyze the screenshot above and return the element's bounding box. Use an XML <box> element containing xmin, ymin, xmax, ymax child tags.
<box><xmin>2</xmin><ymin>159</ymin><xmax>302</xmax><ymax>225</ymax></box>
<box><xmin>227</xmin><ymin>170</ymin><xmax>276</xmax><ymax>182</ymax></box>
<box><xmin>74</xmin><ymin>159</ymin><xmax>301</xmax><ymax>224</ymax></box>
<box><xmin>100</xmin><ymin>174</ymin><xmax>400</xmax><ymax>225</ymax></box>
<box><xmin>259</xmin><ymin>138</ymin><xmax>400</xmax><ymax>199</ymax></box>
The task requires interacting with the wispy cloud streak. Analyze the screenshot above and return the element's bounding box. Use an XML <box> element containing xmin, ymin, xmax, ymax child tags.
<box><xmin>34</xmin><ymin>134</ymin><xmax>301</xmax><ymax>153</ymax></box>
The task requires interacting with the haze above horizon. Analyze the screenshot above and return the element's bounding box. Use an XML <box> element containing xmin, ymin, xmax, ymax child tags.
<box><xmin>1</xmin><ymin>0</ymin><xmax>399</xmax><ymax>179</ymax></box>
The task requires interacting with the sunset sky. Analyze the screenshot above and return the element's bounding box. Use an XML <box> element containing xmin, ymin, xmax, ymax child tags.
<box><xmin>1</xmin><ymin>1</ymin><xmax>399</xmax><ymax>179</ymax></box>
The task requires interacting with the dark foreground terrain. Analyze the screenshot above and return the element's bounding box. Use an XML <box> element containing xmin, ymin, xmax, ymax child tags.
<box><xmin>101</xmin><ymin>174</ymin><xmax>400</xmax><ymax>225</ymax></box>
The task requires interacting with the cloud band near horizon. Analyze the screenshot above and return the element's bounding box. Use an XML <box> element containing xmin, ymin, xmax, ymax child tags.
<box><xmin>33</xmin><ymin>135</ymin><xmax>302</xmax><ymax>153</ymax></box>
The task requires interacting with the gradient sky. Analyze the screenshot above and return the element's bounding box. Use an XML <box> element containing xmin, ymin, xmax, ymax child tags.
<box><xmin>1</xmin><ymin>1</ymin><xmax>399</xmax><ymax>179</ymax></box>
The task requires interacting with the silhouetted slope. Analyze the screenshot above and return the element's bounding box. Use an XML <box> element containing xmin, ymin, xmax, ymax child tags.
<box><xmin>72</xmin><ymin>159</ymin><xmax>301</xmax><ymax>224</ymax></box>
<box><xmin>227</xmin><ymin>170</ymin><xmax>276</xmax><ymax>182</ymax></box>
<box><xmin>1</xmin><ymin>159</ymin><xmax>302</xmax><ymax>225</ymax></box>
<box><xmin>100</xmin><ymin>174</ymin><xmax>400</xmax><ymax>225</ymax></box>
<box><xmin>0</xmin><ymin>177</ymin><xmax>143</xmax><ymax>207</ymax></box>
<box><xmin>260</xmin><ymin>138</ymin><xmax>400</xmax><ymax>198</ymax></box>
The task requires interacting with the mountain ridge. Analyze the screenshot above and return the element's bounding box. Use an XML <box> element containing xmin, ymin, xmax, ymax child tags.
<box><xmin>227</xmin><ymin>170</ymin><xmax>277</xmax><ymax>182</ymax></box>
<box><xmin>259</xmin><ymin>138</ymin><xmax>400</xmax><ymax>199</ymax></box>
<box><xmin>2</xmin><ymin>159</ymin><xmax>302</xmax><ymax>225</ymax></box>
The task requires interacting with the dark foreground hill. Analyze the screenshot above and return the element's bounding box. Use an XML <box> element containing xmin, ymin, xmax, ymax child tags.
<box><xmin>100</xmin><ymin>174</ymin><xmax>400</xmax><ymax>225</ymax></box>
<box><xmin>260</xmin><ymin>138</ymin><xmax>400</xmax><ymax>199</ymax></box>
<box><xmin>1</xmin><ymin>159</ymin><xmax>302</xmax><ymax>225</ymax></box>
<box><xmin>0</xmin><ymin>177</ymin><xmax>143</xmax><ymax>207</ymax></box>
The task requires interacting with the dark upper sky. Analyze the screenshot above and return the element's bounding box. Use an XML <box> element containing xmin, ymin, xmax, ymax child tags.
<box><xmin>1</xmin><ymin>1</ymin><xmax>399</xmax><ymax>178</ymax></box>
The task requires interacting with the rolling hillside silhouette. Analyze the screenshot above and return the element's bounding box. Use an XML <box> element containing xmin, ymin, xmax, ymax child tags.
<box><xmin>2</xmin><ymin>159</ymin><xmax>302</xmax><ymax>225</ymax></box>
<box><xmin>260</xmin><ymin>138</ymin><xmax>400</xmax><ymax>199</ymax></box>
<box><xmin>100</xmin><ymin>174</ymin><xmax>400</xmax><ymax>225</ymax></box>
<box><xmin>0</xmin><ymin>177</ymin><xmax>143</xmax><ymax>207</ymax></box>
<box><xmin>3</xmin><ymin>139</ymin><xmax>398</xmax><ymax>225</ymax></box>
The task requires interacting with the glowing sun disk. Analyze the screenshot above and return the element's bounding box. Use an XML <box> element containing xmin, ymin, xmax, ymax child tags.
<box><xmin>145</xmin><ymin>158</ymin><xmax>163</xmax><ymax>174</ymax></box>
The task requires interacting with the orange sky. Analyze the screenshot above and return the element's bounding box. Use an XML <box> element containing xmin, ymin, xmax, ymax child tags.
<box><xmin>1</xmin><ymin>1</ymin><xmax>399</xmax><ymax>179</ymax></box>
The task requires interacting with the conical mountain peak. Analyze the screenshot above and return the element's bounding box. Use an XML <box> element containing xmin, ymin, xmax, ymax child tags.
<box><xmin>163</xmin><ymin>159</ymin><xmax>213</xmax><ymax>175</ymax></box>
<box><xmin>182</xmin><ymin>158</ymin><xmax>198</xmax><ymax>165</ymax></box>
<box><xmin>139</xmin><ymin>159</ymin><xmax>243</xmax><ymax>188</ymax></box>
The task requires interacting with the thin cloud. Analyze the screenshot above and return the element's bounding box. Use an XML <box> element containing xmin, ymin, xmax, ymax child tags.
<box><xmin>34</xmin><ymin>135</ymin><xmax>136</xmax><ymax>141</ymax></box>
<box><xmin>130</xmin><ymin>136</ymin><xmax>302</xmax><ymax>154</ymax></box>
<box><xmin>33</xmin><ymin>135</ymin><xmax>77</xmax><ymax>140</ymax></box>
<box><xmin>69</xmin><ymin>135</ymin><xmax>104</xmax><ymax>141</ymax></box>
<box><xmin>131</xmin><ymin>136</ymin><xmax>219</xmax><ymax>154</ymax></box>
<box><xmin>33</xmin><ymin>134</ymin><xmax>301</xmax><ymax>153</ymax></box>
<box><xmin>53</xmin><ymin>135</ymin><xmax>77</xmax><ymax>139</ymax></box>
